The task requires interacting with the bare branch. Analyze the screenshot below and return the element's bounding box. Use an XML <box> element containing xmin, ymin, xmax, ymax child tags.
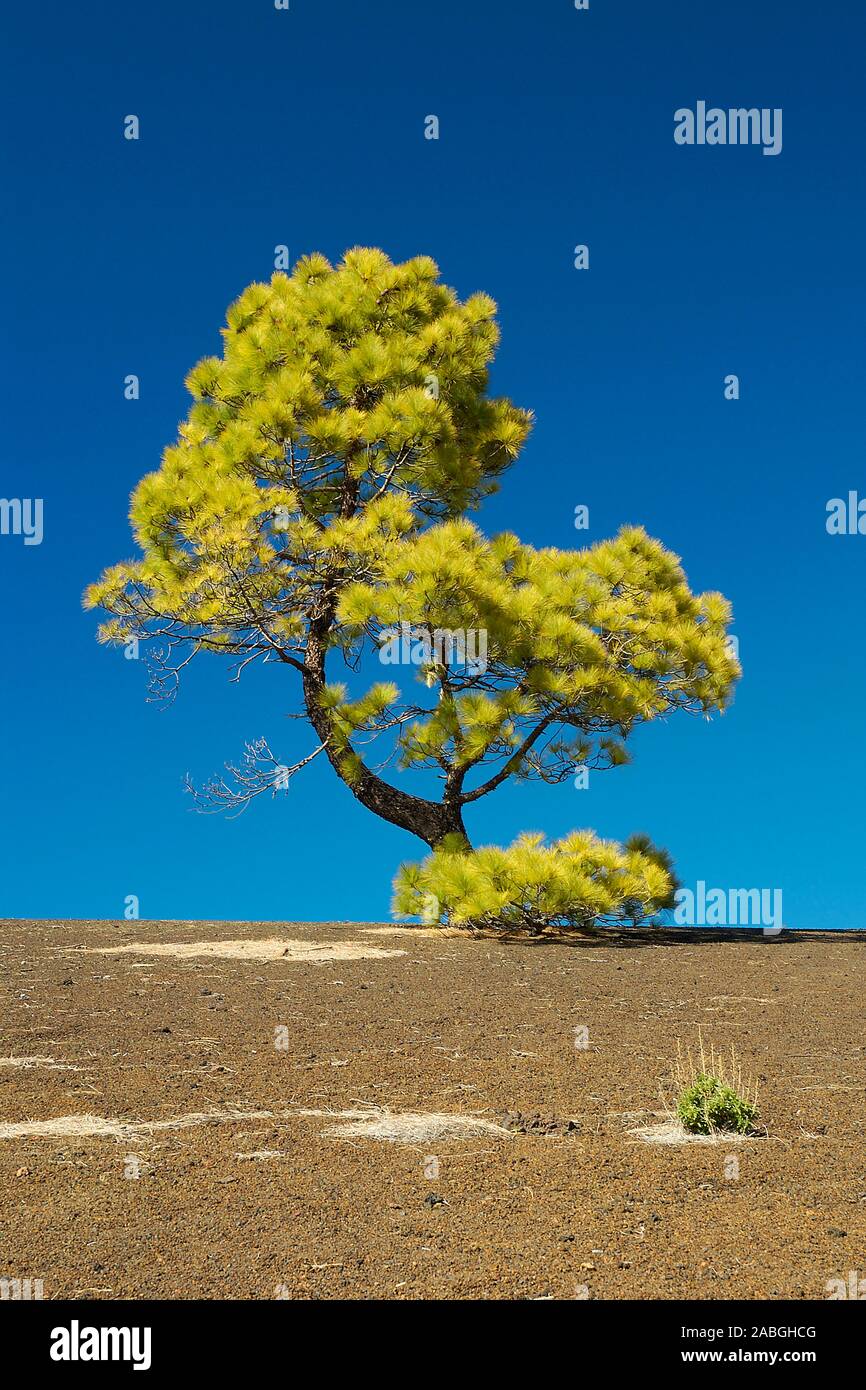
<box><xmin>185</xmin><ymin>737</ymin><xmax>326</xmax><ymax>818</ymax></box>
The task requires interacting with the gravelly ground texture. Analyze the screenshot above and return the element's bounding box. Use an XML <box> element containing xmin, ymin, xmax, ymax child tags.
<box><xmin>1</xmin><ymin>919</ymin><xmax>863</xmax><ymax>1301</ymax></box>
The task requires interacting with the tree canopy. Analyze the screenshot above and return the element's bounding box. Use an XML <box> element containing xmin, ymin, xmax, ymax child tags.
<box><xmin>87</xmin><ymin>248</ymin><xmax>740</xmax><ymax>928</ymax></box>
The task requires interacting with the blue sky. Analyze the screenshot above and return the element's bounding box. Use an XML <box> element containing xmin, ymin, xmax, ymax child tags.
<box><xmin>2</xmin><ymin>0</ymin><xmax>864</xmax><ymax>926</ymax></box>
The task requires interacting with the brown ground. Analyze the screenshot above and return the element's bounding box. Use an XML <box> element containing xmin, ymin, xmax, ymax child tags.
<box><xmin>1</xmin><ymin>918</ymin><xmax>863</xmax><ymax>1301</ymax></box>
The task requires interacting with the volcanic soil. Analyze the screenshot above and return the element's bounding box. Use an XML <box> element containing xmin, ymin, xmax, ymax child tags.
<box><xmin>0</xmin><ymin>918</ymin><xmax>863</xmax><ymax>1300</ymax></box>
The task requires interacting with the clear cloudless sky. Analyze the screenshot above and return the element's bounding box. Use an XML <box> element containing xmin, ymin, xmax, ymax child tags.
<box><xmin>1</xmin><ymin>0</ymin><xmax>864</xmax><ymax>926</ymax></box>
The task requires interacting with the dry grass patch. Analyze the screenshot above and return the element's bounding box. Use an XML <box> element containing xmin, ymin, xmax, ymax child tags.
<box><xmin>0</xmin><ymin>1108</ymin><xmax>273</xmax><ymax>1142</ymax></box>
<box><xmin>627</xmin><ymin>1113</ymin><xmax>757</xmax><ymax>1146</ymax></box>
<box><xmin>234</xmin><ymin>1149</ymin><xmax>289</xmax><ymax>1161</ymax></box>
<box><xmin>296</xmin><ymin>1105</ymin><xmax>512</xmax><ymax>1144</ymax></box>
<box><xmin>0</xmin><ymin>1114</ymin><xmax>131</xmax><ymax>1140</ymax></box>
<box><xmin>0</xmin><ymin>1056</ymin><xmax>78</xmax><ymax>1071</ymax></box>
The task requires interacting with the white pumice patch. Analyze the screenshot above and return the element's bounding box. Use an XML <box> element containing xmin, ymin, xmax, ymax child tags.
<box><xmin>367</xmin><ymin>925</ymin><xmax>475</xmax><ymax>940</ymax></box>
<box><xmin>77</xmin><ymin>938</ymin><xmax>406</xmax><ymax>963</ymax></box>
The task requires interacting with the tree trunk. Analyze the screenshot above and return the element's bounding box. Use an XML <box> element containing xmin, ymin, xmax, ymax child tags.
<box><xmin>302</xmin><ymin>626</ymin><xmax>469</xmax><ymax>851</ymax></box>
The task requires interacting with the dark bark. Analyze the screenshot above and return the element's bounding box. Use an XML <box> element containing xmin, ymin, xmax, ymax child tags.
<box><xmin>302</xmin><ymin>620</ymin><xmax>469</xmax><ymax>850</ymax></box>
<box><xmin>298</xmin><ymin>469</ymin><xmax>473</xmax><ymax>850</ymax></box>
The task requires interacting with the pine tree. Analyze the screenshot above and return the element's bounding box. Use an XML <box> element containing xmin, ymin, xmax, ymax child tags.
<box><xmin>87</xmin><ymin>248</ymin><xmax>739</xmax><ymax>929</ymax></box>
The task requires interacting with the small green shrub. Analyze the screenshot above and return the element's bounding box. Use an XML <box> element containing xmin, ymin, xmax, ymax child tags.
<box><xmin>672</xmin><ymin>1037</ymin><xmax>759</xmax><ymax>1136</ymax></box>
<box><xmin>676</xmin><ymin>1074</ymin><xmax>758</xmax><ymax>1135</ymax></box>
<box><xmin>392</xmin><ymin>829</ymin><xmax>677</xmax><ymax>932</ymax></box>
